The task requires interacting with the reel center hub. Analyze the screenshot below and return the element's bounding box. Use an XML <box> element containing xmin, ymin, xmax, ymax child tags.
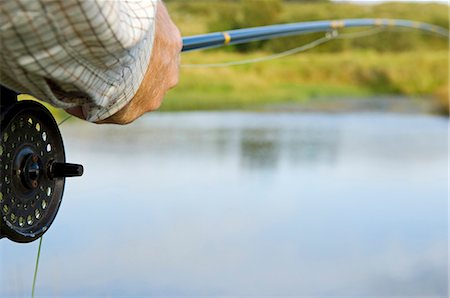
<box><xmin>22</xmin><ymin>153</ymin><xmax>42</xmax><ymax>189</ymax></box>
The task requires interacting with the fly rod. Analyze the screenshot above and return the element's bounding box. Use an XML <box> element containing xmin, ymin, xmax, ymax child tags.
<box><xmin>182</xmin><ymin>18</ymin><xmax>449</xmax><ymax>52</ymax></box>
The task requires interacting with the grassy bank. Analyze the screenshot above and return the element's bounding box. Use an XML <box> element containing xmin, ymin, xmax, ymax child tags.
<box><xmin>162</xmin><ymin>50</ymin><xmax>448</xmax><ymax>113</ymax></box>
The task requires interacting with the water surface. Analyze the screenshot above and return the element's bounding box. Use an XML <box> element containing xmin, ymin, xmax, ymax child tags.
<box><xmin>1</xmin><ymin>112</ymin><xmax>448</xmax><ymax>297</ymax></box>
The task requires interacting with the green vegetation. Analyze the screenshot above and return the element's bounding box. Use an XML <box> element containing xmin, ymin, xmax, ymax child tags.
<box><xmin>164</xmin><ymin>1</ymin><xmax>449</xmax><ymax>114</ymax></box>
<box><xmin>164</xmin><ymin>50</ymin><xmax>448</xmax><ymax>112</ymax></box>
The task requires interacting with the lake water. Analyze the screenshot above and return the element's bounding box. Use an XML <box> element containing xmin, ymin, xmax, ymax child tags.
<box><xmin>1</xmin><ymin>111</ymin><xmax>448</xmax><ymax>297</ymax></box>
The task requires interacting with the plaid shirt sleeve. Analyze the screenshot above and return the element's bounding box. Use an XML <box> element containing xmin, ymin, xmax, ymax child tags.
<box><xmin>0</xmin><ymin>0</ymin><xmax>157</xmax><ymax>122</ymax></box>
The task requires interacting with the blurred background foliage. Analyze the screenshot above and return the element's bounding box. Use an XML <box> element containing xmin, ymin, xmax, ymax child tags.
<box><xmin>162</xmin><ymin>0</ymin><xmax>449</xmax><ymax>115</ymax></box>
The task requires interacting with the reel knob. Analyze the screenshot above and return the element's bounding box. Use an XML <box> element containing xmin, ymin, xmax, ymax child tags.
<box><xmin>49</xmin><ymin>162</ymin><xmax>84</xmax><ymax>178</ymax></box>
<box><xmin>0</xmin><ymin>92</ymin><xmax>83</xmax><ymax>243</ymax></box>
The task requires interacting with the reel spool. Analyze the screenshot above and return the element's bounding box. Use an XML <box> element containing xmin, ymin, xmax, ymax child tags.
<box><xmin>0</xmin><ymin>86</ymin><xmax>83</xmax><ymax>243</ymax></box>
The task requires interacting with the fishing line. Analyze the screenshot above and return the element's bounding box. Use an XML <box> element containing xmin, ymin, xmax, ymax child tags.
<box><xmin>31</xmin><ymin>114</ymin><xmax>73</xmax><ymax>298</ymax></box>
<box><xmin>31</xmin><ymin>237</ymin><xmax>42</xmax><ymax>298</ymax></box>
<box><xmin>56</xmin><ymin>115</ymin><xmax>73</xmax><ymax>127</ymax></box>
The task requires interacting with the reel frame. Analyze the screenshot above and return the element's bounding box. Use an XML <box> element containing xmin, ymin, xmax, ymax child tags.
<box><xmin>0</xmin><ymin>86</ymin><xmax>83</xmax><ymax>243</ymax></box>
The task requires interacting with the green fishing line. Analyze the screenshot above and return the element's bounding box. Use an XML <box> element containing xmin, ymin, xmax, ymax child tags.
<box><xmin>31</xmin><ymin>236</ymin><xmax>43</xmax><ymax>298</ymax></box>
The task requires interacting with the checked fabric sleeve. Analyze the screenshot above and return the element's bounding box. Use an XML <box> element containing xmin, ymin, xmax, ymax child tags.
<box><xmin>0</xmin><ymin>0</ymin><xmax>157</xmax><ymax>122</ymax></box>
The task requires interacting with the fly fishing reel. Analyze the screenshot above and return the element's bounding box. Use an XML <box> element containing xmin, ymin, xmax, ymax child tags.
<box><xmin>0</xmin><ymin>86</ymin><xmax>83</xmax><ymax>243</ymax></box>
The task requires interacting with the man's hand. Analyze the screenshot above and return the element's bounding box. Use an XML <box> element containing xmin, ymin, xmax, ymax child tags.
<box><xmin>69</xmin><ymin>1</ymin><xmax>182</xmax><ymax>124</ymax></box>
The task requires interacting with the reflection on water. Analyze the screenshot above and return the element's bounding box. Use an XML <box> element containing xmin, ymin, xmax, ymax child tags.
<box><xmin>239</xmin><ymin>126</ymin><xmax>340</xmax><ymax>170</ymax></box>
<box><xmin>1</xmin><ymin>112</ymin><xmax>448</xmax><ymax>297</ymax></box>
<box><xmin>241</xmin><ymin>128</ymin><xmax>282</xmax><ymax>170</ymax></box>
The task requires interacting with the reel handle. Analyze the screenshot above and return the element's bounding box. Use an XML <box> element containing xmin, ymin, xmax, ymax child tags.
<box><xmin>49</xmin><ymin>162</ymin><xmax>84</xmax><ymax>178</ymax></box>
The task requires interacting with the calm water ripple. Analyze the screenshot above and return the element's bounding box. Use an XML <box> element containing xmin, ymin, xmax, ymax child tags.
<box><xmin>1</xmin><ymin>112</ymin><xmax>448</xmax><ymax>297</ymax></box>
